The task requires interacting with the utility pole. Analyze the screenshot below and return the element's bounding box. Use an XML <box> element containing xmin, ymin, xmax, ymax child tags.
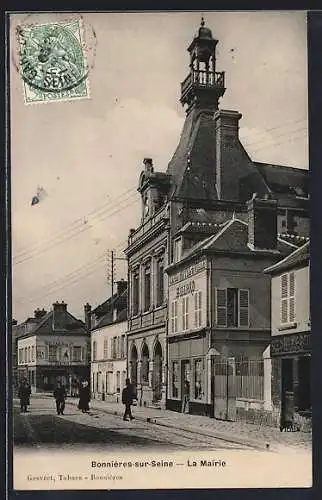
<box><xmin>111</xmin><ymin>250</ymin><xmax>114</xmax><ymax>297</ymax></box>
<box><xmin>108</xmin><ymin>249</ymin><xmax>127</xmax><ymax>297</ymax></box>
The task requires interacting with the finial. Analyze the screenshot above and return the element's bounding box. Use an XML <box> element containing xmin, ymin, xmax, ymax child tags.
<box><xmin>201</xmin><ymin>16</ymin><xmax>205</xmax><ymax>27</ymax></box>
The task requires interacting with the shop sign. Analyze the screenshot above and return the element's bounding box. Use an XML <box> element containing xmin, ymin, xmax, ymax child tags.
<box><xmin>98</xmin><ymin>362</ymin><xmax>113</xmax><ymax>372</ymax></box>
<box><xmin>271</xmin><ymin>332</ymin><xmax>310</xmax><ymax>356</ymax></box>
<box><xmin>169</xmin><ymin>260</ymin><xmax>206</xmax><ymax>285</ymax></box>
<box><xmin>176</xmin><ymin>280</ymin><xmax>195</xmax><ymax>298</ymax></box>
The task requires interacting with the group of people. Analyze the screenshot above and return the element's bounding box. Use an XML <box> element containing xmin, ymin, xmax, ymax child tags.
<box><xmin>53</xmin><ymin>380</ymin><xmax>91</xmax><ymax>415</ymax></box>
<box><xmin>18</xmin><ymin>376</ymin><xmax>137</xmax><ymax>421</ymax></box>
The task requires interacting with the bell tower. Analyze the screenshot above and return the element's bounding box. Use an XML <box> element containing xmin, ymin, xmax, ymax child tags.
<box><xmin>180</xmin><ymin>17</ymin><xmax>225</xmax><ymax>114</ymax></box>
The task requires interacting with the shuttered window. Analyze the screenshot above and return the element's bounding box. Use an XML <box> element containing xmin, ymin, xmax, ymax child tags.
<box><xmin>171</xmin><ymin>299</ymin><xmax>178</xmax><ymax>333</ymax></box>
<box><xmin>216</xmin><ymin>288</ymin><xmax>227</xmax><ymax>326</ymax></box>
<box><xmin>194</xmin><ymin>291</ymin><xmax>202</xmax><ymax>327</ymax></box>
<box><xmin>280</xmin><ymin>272</ymin><xmax>296</xmax><ymax>324</ymax></box>
<box><xmin>239</xmin><ymin>289</ymin><xmax>249</xmax><ymax>327</ymax></box>
<box><xmin>216</xmin><ymin>288</ymin><xmax>250</xmax><ymax>328</ymax></box>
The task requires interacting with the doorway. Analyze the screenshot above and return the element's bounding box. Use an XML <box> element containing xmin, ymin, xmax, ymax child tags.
<box><xmin>298</xmin><ymin>356</ymin><xmax>311</xmax><ymax>412</ymax></box>
<box><xmin>181</xmin><ymin>360</ymin><xmax>190</xmax><ymax>413</ymax></box>
<box><xmin>281</xmin><ymin>358</ymin><xmax>294</xmax><ymax>425</ymax></box>
<box><xmin>152</xmin><ymin>341</ymin><xmax>163</xmax><ymax>402</ymax></box>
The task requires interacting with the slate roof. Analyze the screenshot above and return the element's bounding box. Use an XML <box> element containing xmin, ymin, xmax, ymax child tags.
<box><xmin>91</xmin><ymin>288</ymin><xmax>128</xmax><ymax>330</ymax></box>
<box><xmin>264</xmin><ymin>241</ymin><xmax>309</xmax><ymax>274</ymax></box>
<box><xmin>17</xmin><ymin>309</ymin><xmax>86</xmax><ymax>339</ymax></box>
<box><xmin>166</xmin><ymin>109</ymin><xmax>218</xmax><ymax>200</ymax></box>
<box><xmin>165</xmin><ymin>108</ymin><xmax>308</xmax><ymax>203</ymax></box>
<box><xmin>254</xmin><ymin>162</ymin><xmax>308</xmax><ymax>198</ymax></box>
<box><xmin>169</xmin><ymin>217</ymin><xmax>294</xmax><ymax>270</ymax></box>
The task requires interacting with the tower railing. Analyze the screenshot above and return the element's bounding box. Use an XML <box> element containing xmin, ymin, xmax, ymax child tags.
<box><xmin>181</xmin><ymin>70</ymin><xmax>225</xmax><ymax>97</ymax></box>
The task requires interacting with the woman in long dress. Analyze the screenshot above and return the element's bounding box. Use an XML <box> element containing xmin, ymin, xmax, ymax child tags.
<box><xmin>78</xmin><ymin>380</ymin><xmax>90</xmax><ymax>413</ymax></box>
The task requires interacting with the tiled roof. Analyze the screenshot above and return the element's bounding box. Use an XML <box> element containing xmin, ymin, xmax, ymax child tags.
<box><xmin>264</xmin><ymin>241</ymin><xmax>309</xmax><ymax>274</ymax></box>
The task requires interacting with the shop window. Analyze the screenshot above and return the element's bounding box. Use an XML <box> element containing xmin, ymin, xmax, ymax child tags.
<box><xmin>144</xmin><ymin>264</ymin><xmax>151</xmax><ymax>312</ymax></box>
<box><xmin>194</xmin><ymin>291</ymin><xmax>202</xmax><ymax>328</ymax></box>
<box><xmin>215</xmin><ymin>288</ymin><xmax>249</xmax><ymax>327</ymax></box>
<box><xmin>92</xmin><ymin>341</ymin><xmax>97</xmax><ymax>361</ymax></box>
<box><xmin>194</xmin><ymin>359</ymin><xmax>203</xmax><ymax>400</ymax></box>
<box><xmin>132</xmin><ymin>269</ymin><xmax>140</xmax><ymax>315</ymax></box>
<box><xmin>172</xmin><ymin>361</ymin><xmax>179</xmax><ymax>398</ymax></box>
<box><xmin>156</xmin><ymin>257</ymin><xmax>164</xmax><ymax>306</ymax></box>
<box><xmin>73</xmin><ymin>346</ymin><xmax>82</xmax><ymax>362</ymax></box>
<box><xmin>182</xmin><ymin>296</ymin><xmax>189</xmax><ymax>330</ymax></box>
<box><xmin>103</xmin><ymin>339</ymin><xmax>108</xmax><ymax>359</ymax></box>
<box><xmin>141</xmin><ymin>343</ymin><xmax>149</xmax><ymax>384</ymax></box>
<box><xmin>280</xmin><ymin>272</ymin><xmax>296</xmax><ymax>324</ymax></box>
<box><xmin>171</xmin><ymin>299</ymin><xmax>178</xmax><ymax>333</ymax></box>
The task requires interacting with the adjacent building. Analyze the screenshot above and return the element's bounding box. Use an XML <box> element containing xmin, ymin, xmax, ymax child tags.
<box><xmin>166</xmin><ymin>197</ymin><xmax>300</xmax><ymax>421</ymax></box>
<box><xmin>16</xmin><ymin>301</ymin><xmax>90</xmax><ymax>393</ymax></box>
<box><xmin>90</xmin><ymin>280</ymin><xmax>128</xmax><ymax>402</ymax></box>
<box><xmin>264</xmin><ymin>241</ymin><xmax>311</xmax><ymax>431</ymax></box>
<box><xmin>124</xmin><ymin>19</ymin><xmax>309</xmax><ymax>413</ymax></box>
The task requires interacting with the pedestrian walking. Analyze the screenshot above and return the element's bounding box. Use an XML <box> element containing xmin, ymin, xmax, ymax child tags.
<box><xmin>181</xmin><ymin>379</ymin><xmax>190</xmax><ymax>414</ymax></box>
<box><xmin>18</xmin><ymin>377</ymin><xmax>31</xmax><ymax>413</ymax></box>
<box><xmin>78</xmin><ymin>380</ymin><xmax>90</xmax><ymax>413</ymax></box>
<box><xmin>53</xmin><ymin>381</ymin><xmax>67</xmax><ymax>415</ymax></box>
<box><xmin>122</xmin><ymin>378</ymin><xmax>136</xmax><ymax>421</ymax></box>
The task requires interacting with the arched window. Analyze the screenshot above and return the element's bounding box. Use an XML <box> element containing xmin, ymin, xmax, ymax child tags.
<box><xmin>141</xmin><ymin>343</ymin><xmax>149</xmax><ymax>384</ymax></box>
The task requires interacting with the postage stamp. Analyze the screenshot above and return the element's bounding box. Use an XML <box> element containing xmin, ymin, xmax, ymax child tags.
<box><xmin>16</xmin><ymin>18</ymin><xmax>90</xmax><ymax>104</ymax></box>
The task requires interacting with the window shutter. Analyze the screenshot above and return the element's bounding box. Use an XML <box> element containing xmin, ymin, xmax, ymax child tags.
<box><xmin>289</xmin><ymin>272</ymin><xmax>295</xmax><ymax>322</ymax></box>
<box><xmin>216</xmin><ymin>288</ymin><xmax>227</xmax><ymax>326</ymax></box>
<box><xmin>281</xmin><ymin>274</ymin><xmax>289</xmax><ymax>324</ymax></box>
<box><xmin>239</xmin><ymin>289</ymin><xmax>249</xmax><ymax>327</ymax></box>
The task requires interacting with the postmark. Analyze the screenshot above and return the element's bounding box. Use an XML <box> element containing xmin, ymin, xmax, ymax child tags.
<box><xmin>16</xmin><ymin>18</ymin><xmax>91</xmax><ymax>104</ymax></box>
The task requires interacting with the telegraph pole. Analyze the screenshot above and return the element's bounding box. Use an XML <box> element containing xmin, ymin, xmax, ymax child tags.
<box><xmin>108</xmin><ymin>249</ymin><xmax>127</xmax><ymax>297</ymax></box>
<box><xmin>111</xmin><ymin>250</ymin><xmax>114</xmax><ymax>296</ymax></box>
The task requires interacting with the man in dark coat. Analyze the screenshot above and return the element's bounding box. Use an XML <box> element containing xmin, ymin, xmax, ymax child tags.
<box><xmin>78</xmin><ymin>380</ymin><xmax>90</xmax><ymax>413</ymax></box>
<box><xmin>122</xmin><ymin>378</ymin><xmax>135</xmax><ymax>421</ymax></box>
<box><xmin>18</xmin><ymin>378</ymin><xmax>31</xmax><ymax>413</ymax></box>
<box><xmin>53</xmin><ymin>381</ymin><xmax>67</xmax><ymax>415</ymax></box>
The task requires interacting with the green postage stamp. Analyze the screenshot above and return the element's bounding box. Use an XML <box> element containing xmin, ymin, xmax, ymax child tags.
<box><xmin>16</xmin><ymin>18</ymin><xmax>90</xmax><ymax>104</ymax></box>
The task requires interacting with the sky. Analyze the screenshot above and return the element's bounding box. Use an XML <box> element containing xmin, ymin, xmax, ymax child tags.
<box><xmin>10</xmin><ymin>11</ymin><xmax>308</xmax><ymax>323</ymax></box>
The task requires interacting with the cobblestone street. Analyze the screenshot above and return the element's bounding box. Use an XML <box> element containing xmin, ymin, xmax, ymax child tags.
<box><xmin>14</xmin><ymin>394</ymin><xmax>312</xmax><ymax>453</ymax></box>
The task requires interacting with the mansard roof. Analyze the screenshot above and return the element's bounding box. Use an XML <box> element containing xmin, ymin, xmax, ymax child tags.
<box><xmin>166</xmin><ymin>108</ymin><xmax>308</xmax><ymax>204</ymax></box>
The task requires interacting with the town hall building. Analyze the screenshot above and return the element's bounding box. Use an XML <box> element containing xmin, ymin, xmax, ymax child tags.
<box><xmin>124</xmin><ymin>18</ymin><xmax>309</xmax><ymax>414</ymax></box>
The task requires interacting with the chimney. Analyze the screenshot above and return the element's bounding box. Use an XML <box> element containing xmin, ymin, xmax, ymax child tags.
<box><xmin>143</xmin><ymin>158</ymin><xmax>154</xmax><ymax>175</ymax></box>
<box><xmin>116</xmin><ymin>279</ymin><xmax>127</xmax><ymax>296</ymax></box>
<box><xmin>84</xmin><ymin>303</ymin><xmax>92</xmax><ymax>332</ymax></box>
<box><xmin>34</xmin><ymin>308</ymin><xmax>47</xmax><ymax>319</ymax></box>
<box><xmin>52</xmin><ymin>301</ymin><xmax>67</xmax><ymax>331</ymax></box>
<box><xmin>214</xmin><ymin>109</ymin><xmax>242</xmax><ymax>200</ymax></box>
<box><xmin>247</xmin><ymin>195</ymin><xmax>278</xmax><ymax>251</ymax></box>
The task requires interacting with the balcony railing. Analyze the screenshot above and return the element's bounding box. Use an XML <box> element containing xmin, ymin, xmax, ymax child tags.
<box><xmin>181</xmin><ymin>70</ymin><xmax>225</xmax><ymax>98</ymax></box>
<box><xmin>128</xmin><ymin>206</ymin><xmax>169</xmax><ymax>246</ymax></box>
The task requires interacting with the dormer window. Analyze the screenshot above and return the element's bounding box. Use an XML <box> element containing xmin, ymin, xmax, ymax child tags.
<box><xmin>173</xmin><ymin>238</ymin><xmax>182</xmax><ymax>263</ymax></box>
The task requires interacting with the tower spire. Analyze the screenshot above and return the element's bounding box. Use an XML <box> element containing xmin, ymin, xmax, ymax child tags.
<box><xmin>180</xmin><ymin>19</ymin><xmax>226</xmax><ymax>114</ymax></box>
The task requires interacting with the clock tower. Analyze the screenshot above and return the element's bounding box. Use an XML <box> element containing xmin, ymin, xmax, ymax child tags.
<box><xmin>138</xmin><ymin>158</ymin><xmax>171</xmax><ymax>222</ymax></box>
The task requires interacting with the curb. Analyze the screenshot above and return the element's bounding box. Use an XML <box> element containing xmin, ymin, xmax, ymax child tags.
<box><xmin>33</xmin><ymin>394</ymin><xmax>269</xmax><ymax>451</ymax></box>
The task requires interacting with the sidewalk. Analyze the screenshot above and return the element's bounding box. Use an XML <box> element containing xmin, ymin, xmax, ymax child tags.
<box><xmin>34</xmin><ymin>394</ymin><xmax>311</xmax><ymax>452</ymax></box>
